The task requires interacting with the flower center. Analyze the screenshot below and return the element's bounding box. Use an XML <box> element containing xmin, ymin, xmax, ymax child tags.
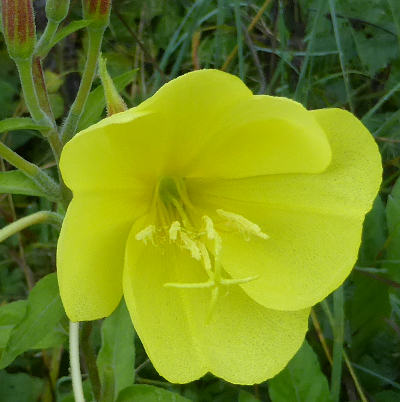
<box><xmin>135</xmin><ymin>176</ymin><xmax>269</xmax><ymax>322</ymax></box>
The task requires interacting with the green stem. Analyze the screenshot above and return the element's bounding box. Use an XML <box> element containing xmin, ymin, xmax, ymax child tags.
<box><xmin>0</xmin><ymin>141</ymin><xmax>61</xmax><ymax>200</ymax></box>
<box><xmin>69</xmin><ymin>321</ymin><xmax>85</xmax><ymax>402</ymax></box>
<box><xmin>32</xmin><ymin>57</ymin><xmax>55</xmax><ymax>123</ymax></box>
<box><xmin>62</xmin><ymin>29</ymin><xmax>104</xmax><ymax>143</ymax></box>
<box><xmin>15</xmin><ymin>57</ymin><xmax>63</xmax><ymax>162</ymax></box>
<box><xmin>294</xmin><ymin>0</ymin><xmax>325</xmax><ymax>103</ymax></box>
<box><xmin>35</xmin><ymin>20</ymin><xmax>59</xmax><ymax>59</ymax></box>
<box><xmin>331</xmin><ymin>287</ymin><xmax>345</xmax><ymax>402</ymax></box>
<box><xmin>0</xmin><ymin>211</ymin><xmax>63</xmax><ymax>242</ymax></box>
<box><xmin>233</xmin><ymin>0</ymin><xmax>244</xmax><ymax>81</ymax></box>
<box><xmin>15</xmin><ymin>58</ymin><xmax>52</xmax><ymax>126</ymax></box>
<box><xmin>328</xmin><ymin>0</ymin><xmax>354</xmax><ymax>113</ymax></box>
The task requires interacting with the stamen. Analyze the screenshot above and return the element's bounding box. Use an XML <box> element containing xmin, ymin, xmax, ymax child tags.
<box><xmin>197</xmin><ymin>241</ymin><xmax>213</xmax><ymax>275</ymax></box>
<box><xmin>168</xmin><ymin>221</ymin><xmax>181</xmax><ymax>241</ymax></box>
<box><xmin>216</xmin><ymin>209</ymin><xmax>269</xmax><ymax>240</ymax></box>
<box><xmin>164</xmin><ymin>281</ymin><xmax>214</xmax><ymax>289</ymax></box>
<box><xmin>206</xmin><ymin>286</ymin><xmax>220</xmax><ymax>324</ymax></box>
<box><xmin>149</xmin><ymin>177</ymin><xmax>266</xmax><ymax>324</ymax></box>
<box><xmin>171</xmin><ymin>198</ymin><xmax>192</xmax><ymax>229</ymax></box>
<box><xmin>180</xmin><ymin>231</ymin><xmax>201</xmax><ymax>260</ymax></box>
<box><xmin>220</xmin><ymin>275</ymin><xmax>259</xmax><ymax>286</ymax></box>
<box><xmin>202</xmin><ymin>215</ymin><xmax>222</xmax><ymax>255</ymax></box>
<box><xmin>135</xmin><ymin>225</ymin><xmax>156</xmax><ymax>245</ymax></box>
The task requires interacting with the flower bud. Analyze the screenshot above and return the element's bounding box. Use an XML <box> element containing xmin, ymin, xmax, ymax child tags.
<box><xmin>98</xmin><ymin>56</ymin><xmax>127</xmax><ymax>116</ymax></box>
<box><xmin>1</xmin><ymin>0</ymin><xmax>36</xmax><ymax>60</ymax></box>
<box><xmin>46</xmin><ymin>0</ymin><xmax>70</xmax><ymax>23</ymax></box>
<box><xmin>82</xmin><ymin>0</ymin><xmax>111</xmax><ymax>30</ymax></box>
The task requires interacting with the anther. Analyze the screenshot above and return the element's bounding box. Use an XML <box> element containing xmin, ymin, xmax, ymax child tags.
<box><xmin>168</xmin><ymin>221</ymin><xmax>181</xmax><ymax>241</ymax></box>
<box><xmin>216</xmin><ymin>209</ymin><xmax>269</xmax><ymax>240</ymax></box>
<box><xmin>135</xmin><ymin>225</ymin><xmax>156</xmax><ymax>245</ymax></box>
<box><xmin>202</xmin><ymin>215</ymin><xmax>222</xmax><ymax>255</ymax></box>
<box><xmin>180</xmin><ymin>231</ymin><xmax>201</xmax><ymax>260</ymax></box>
<box><xmin>197</xmin><ymin>241</ymin><xmax>213</xmax><ymax>275</ymax></box>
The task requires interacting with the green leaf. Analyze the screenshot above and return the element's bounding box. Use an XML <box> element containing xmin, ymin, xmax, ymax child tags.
<box><xmin>97</xmin><ymin>300</ymin><xmax>135</xmax><ymax>401</ymax></box>
<box><xmin>268</xmin><ymin>341</ymin><xmax>332</xmax><ymax>402</ymax></box>
<box><xmin>373</xmin><ymin>390</ymin><xmax>400</xmax><ymax>402</ymax></box>
<box><xmin>78</xmin><ymin>69</ymin><xmax>137</xmax><ymax>131</ymax></box>
<box><xmin>42</xmin><ymin>20</ymin><xmax>92</xmax><ymax>56</ymax></box>
<box><xmin>49</xmin><ymin>93</ymin><xmax>65</xmax><ymax>120</ymax></box>
<box><xmin>0</xmin><ymin>117</ymin><xmax>47</xmax><ymax>134</ymax></box>
<box><xmin>0</xmin><ymin>170</ymin><xmax>48</xmax><ymax>197</ymax></box>
<box><xmin>349</xmin><ymin>272</ymin><xmax>390</xmax><ymax>359</ymax></box>
<box><xmin>385</xmin><ymin>177</ymin><xmax>400</xmax><ymax>282</ymax></box>
<box><xmin>56</xmin><ymin>379</ymin><xmax>93</xmax><ymax>402</ymax></box>
<box><xmin>0</xmin><ymin>273</ymin><xmax>66</xmax><ymax>369</ymax></box>
<box><xmin>0</xmin><ymin>300</ymin><xmax>27</xmax><ymax>349</ymax></box>
<box><xmin>116</xmin><ymin>385</ymin><xmax>191</xmax><ymax>402</ymax></box>
<box><xmin>0</xmin><ymin>371</ymin><xmax>44</xmax><ymax>402</ymax></box>
<box><xmin>358</xmin><ymin>196</ymin><xmax>387</xmax><ymax>265</ymax></box>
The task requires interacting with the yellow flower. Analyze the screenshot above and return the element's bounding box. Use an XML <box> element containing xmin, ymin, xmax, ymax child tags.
<box><xmin>57</xmin><ymin>70</ymin><xmax>381</xmax><ymax>384</ymax></box>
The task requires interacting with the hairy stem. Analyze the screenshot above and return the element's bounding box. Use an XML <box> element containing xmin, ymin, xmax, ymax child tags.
<box><xmin>62</xmin><ymin>29</ymin><xmax>104</xmax><ymax>143</ymax></box>
<box><xmin>32</xmin><ymin>57</ymin><xmax>54</xmax><ymax>122</ymax></box>
<box><xmin>16</xmin><ymin>58</ymin><xmax>52</xmax><ymax>126</ymax></box>
<box><xmin>0</xmin><ymin>211</ymin><xmax>63</xmax><ymax>243</ymax></box>
<box><xmin>15</xmin><ymin>57</ymin><xmax>63</xmax><ymax>162</ymax></box>
<box><xmin>35</xmin><ymin>20</ymin><xmax>59</xmax><ymax>59</ymax></box>
<box><xmin>0</xmin><ymin>141</ymin><xmax>61</xmax><ymax>200</ymax></box>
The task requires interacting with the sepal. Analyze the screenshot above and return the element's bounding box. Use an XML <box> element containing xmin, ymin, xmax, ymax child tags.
<box><xmin>99</xmin><ymin>56</ymin><xmax>127</xmax><ymax>116</ymax></box>
<box><xmin>82</xmin><ymin>0</ymin><xmax>111</xmax><ymax>29</ymax></box>
<box><xmin>1</xmin><ymin>0</ymin><xmax>36</xmax><ymax>60</ymax></box>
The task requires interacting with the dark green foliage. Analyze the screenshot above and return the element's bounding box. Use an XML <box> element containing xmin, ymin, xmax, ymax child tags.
<box><xmin>268</xmin><ymin>341</ymin><xmax>332</xmax><ymax>402</ymax></box>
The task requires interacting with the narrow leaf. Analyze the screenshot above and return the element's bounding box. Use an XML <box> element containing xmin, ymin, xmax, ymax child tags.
<box><xmin>268</xmin><ymin>341</ymin><xmax>332</xmax><ymax>402</ymax></box>
<box><xmin>116</xmin><ymin>385</ymin><xmax>190</xmax><ymax>402</ymax></box>
<box><xmin>0</xmin><ymin>273</ymin><xmax>66</xmax><ymax>369</ymax></box>
<box><xmin>78</xmin><ymin>69</ymin><xmax>137</xmax><ymax>131</ymax></box>
<box><xmin>41</xmin><ymin>20</ymin><xmax>92</xmax><ymax>56</ymax></box>
<box><xmin>0</xmin><ymin>170</ymin><xmax>48</xmax><ymax>197</ymax></box>
<box><xmin>0</xmin><ymin>117</ymin><xmax>47</xmax><ymax>134</ymax></box>
<box><xmin>97</xmin><ymin>300</ymin><xmax>135</xmax><ymax>401</ymax></box>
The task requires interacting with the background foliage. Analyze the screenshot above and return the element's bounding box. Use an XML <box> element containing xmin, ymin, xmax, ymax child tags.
<box><xmin>0</xmin><ymin>0</ymin><xmax>400</xmax><ymax>401</ymax></box>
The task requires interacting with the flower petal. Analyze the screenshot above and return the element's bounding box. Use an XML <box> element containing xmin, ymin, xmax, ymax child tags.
<box><xmin>61</xmin><ymin>70</ymin><xmax>252</xmax><ymax>193</ymax></box>
<box><xmin>185</xmin><ymin>95</ymin><xmax>332</xmax><ymax>178</ymax></box>
<box><xmin>123</xmin><ymin>229</ymin><xmax>309</xmax><ymax>384</ymax></box>
<box><xmin>136</xmin><ymin>69</ymin><xmax>253</xmax><ymax>174</ymax></box>
<box><xmin>60</xmin><ymin>109</ymin><xmax>174</xmax><ymax>193</ymax></box>
<box><xmin>57</xmin><ymin>194</ymin><xmax>145</xmax><ymax>321</ymax></box>
<box><xmin>188</xmin><ymin>108</ymin><xmax>381</xmax><ymax>310</ymax></box>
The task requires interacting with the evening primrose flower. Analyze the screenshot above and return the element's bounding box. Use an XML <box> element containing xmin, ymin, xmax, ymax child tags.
<box><xmin>57</xmin><ymin>69</ymin><xmax>381</xmax><ymax>384</ymax></box>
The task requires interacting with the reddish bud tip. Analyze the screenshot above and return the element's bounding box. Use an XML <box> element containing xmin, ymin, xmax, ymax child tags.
<box><xmin>1</xmin><ymin>0</ymin><xmax>36</xmax><ymax>60</ymax></box>
<box><xmin>82</xmin><ymin>0</ymin><xmax>111</xmax><ymax>29</ymax></box>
